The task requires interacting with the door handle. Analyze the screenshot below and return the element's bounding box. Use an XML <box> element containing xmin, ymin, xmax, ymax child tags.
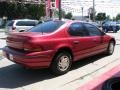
<box><xmin>73</xmin><ymin>41</ymin><xmax>80</xmax><ymax>44</ymax></box>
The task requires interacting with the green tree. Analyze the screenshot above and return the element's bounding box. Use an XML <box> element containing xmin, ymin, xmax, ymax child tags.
<box><xmin>116</xmin><ymin>14</ymin><xmax>120</xmax><ymax>20</ymax></box>
<box><xmin>96</xmin><ymin>13</ymin><xmax>106</xmax><ymax>21</ymax></box>
<box><xmin>65</xmin><ymin>12</ymin><xmax>72</xmax><ymax>19</ymax></box>
<box><xmin>106</xmin><ymin>15</ymin><xmax>111</xmax><ymax>20</ymax></box>
<box><xmin>54</xmin><ymin>10</ymin><xmax>66</xmax><ymax>18</ymax></box>
<box><xmin>27</xmin><ymin>4</ymin><xmax>45</xmax><ymax>19</ymax></box>
<box><xmin>113</xmin><ymin>17</ymin><xmax>116</xmax><ymax>21</ymax></box>
<box><xmin>0</xmin><ymin>2</ymin><xmax>45</xmax><ymax>20</ymax></box>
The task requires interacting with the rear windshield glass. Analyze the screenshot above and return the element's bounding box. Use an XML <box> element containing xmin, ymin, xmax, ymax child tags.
<box><xmin>6</xmin><ymin>21</ymin><xmax>14</xmax><ymax>26</ymax></box>
<box><xmin>16</xmin><ymin>21</ymin><xmax>37</xmax><ymax>26</ymax></box>
<box><xmin>27</xmin><ymin>21</ymin><xmax>65</xmax><ymax>33</ymax></box>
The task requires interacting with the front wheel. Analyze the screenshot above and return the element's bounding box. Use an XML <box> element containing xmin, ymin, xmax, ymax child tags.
<box><xmin>104</xmin><ymin>29</ymin><xmax>108</xmax><ymax>33</ymax></box>
<box><xmin>106</xmin><ymin>41</ymin><xmax>115</xmax><ymax>55</ymax></box>
<box><xmin>50</xmin><ymin>51</ymin><xmax>72</xmax><ymax>75</ymax></box>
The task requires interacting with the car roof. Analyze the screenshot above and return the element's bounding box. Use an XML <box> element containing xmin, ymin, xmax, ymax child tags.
<box><xmin>12</xmin><ymin>19</ymin><xmax>38</xmax><ymax>22</ymax></box>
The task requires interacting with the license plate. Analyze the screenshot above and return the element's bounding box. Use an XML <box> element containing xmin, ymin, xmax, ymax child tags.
<box><xmin>9</xmin><ymin>54</ymin><xmax>13</xmax><ymax>60</ymax></box>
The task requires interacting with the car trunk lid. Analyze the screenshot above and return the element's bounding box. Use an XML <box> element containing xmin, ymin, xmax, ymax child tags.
<box><xmin>6</xmin><ymin>32</ymin><xmax>43</xmax><ymax>50</ymax></box>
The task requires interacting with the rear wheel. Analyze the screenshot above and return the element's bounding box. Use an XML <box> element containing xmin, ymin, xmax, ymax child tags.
<box><xmin>106</xmin><ymin>41</ymin><xmax>115</xmax><ymax>55</ymax></box>
<box><xmin>104</xmin><ymin>29</ymin><xmax>108</xmax><ymax>33</ymax></box>
<box><xmin>113</xmin><ymin>30</ymin><xmax>117</xmax><ymax>33</ymax></box>
<box><xmin>50</xmin><ymin>51</ymin><xmax>72</xmax><ymax>75</ymax></box>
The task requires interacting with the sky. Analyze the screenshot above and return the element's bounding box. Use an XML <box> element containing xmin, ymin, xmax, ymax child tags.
<box><xmin>61</xmin><ymin>0</ymin><xmax>120</xmax><ymax>18</ymax></box>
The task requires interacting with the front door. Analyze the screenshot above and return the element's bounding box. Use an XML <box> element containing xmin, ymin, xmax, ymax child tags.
<box><xmin>68</xmin><ymin>22</ymin><xmax>100</xmax><ymax>61</ymax></box>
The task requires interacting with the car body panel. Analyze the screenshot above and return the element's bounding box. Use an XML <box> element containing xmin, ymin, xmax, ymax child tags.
<box><xmin>5</xmin><ymin>19</ymin><xmax>39</xmax><ymax>34</ymax></box>
<box><xmin>3</xmin><ymin>20</ymin><xmax>115</xmax><ymax>69</ymax></box>
<box><xmin>102</xmin><ymin>21</ymin><xmax>119</xmax><ymax>32</ymax></box>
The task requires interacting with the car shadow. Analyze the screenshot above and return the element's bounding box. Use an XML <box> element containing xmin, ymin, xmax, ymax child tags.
<box><xmin>0</xmin><ymin>64</ymin><xmax>55</xmax><ymax>89</ymax></box>
<box><xmin>0</xmin><ymin>54</ymin><xmax>107</xmax><ymax>89</ymax></box>
<box><xmin>71</xmin><ymin>54</ymin><xmax>107</xmax><ymax>70</ymax></box>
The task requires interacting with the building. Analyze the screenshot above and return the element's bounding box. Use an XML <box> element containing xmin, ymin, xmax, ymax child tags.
<box><xmin>0</xmin><ymin>0</ymin><xmax>42</xmax><ymax>4</ymax></box>
<box><xmin>61</xmin><ymin>0</ymin><xmax>120</xmax><ymax>18</ymax></box>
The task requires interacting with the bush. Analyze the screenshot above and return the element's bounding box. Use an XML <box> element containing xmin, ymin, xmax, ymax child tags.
<box><xmin>0</xmin><ymin>2</ymin><xmax>45</xmax><ymax>20</ymax></box>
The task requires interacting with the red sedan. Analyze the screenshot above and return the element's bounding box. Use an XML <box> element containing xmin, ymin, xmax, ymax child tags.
<box><xmin>3</xmin><ymin>20</ymin><xmax>115</xmax><ymax>75</ymax></box>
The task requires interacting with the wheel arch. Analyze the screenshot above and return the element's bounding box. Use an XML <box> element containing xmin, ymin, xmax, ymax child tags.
<box><xmin>52</xmin><ymin>47</ymin><xmax>73</xmax><ymax>63</ymax></box>
<box><xmin>110</xmin><ymin>38</ymin><xmax>116</xmax><ymax>45</ymax></box>
<box><xmin>49</xmin><ymin>47</ymin><xmax>73</xmax><ymax>75</ymax></box>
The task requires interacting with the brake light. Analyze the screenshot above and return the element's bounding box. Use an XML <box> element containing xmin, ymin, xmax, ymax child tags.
<box><xmin>12</xmin><ymin>27</ymin><xmax>16</xmax><ymax>31</ymax></box>
<box><xmin>24</xmin><ymin>43</ymin><xmax>43</xmax><ymax>52</ymax></box>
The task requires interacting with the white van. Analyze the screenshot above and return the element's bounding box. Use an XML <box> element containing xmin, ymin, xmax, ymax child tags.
<box><xmin>5</xmin><ymin>19</ymin><xmax>39</xmax><ymax>34</ymax></box>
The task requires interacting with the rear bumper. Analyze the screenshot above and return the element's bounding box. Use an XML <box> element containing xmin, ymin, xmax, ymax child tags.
<box><xmin>3</xmin><ymin>47</ymin><xmax>55</xmax><ymax>68</ymax></box>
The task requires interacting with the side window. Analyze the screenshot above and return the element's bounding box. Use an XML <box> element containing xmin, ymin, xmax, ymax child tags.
<box><xmin>84</xmin><ymin>23</ymin><xmax>101</xmax><ymax>36</ymax></box>
<box><xmin>68</xmin><ymin>23</ymin><xmax>87</xmax><ymax>36</ymax></box>
<box><xmin>16</xmin><ymin>21</ymin><xmax>36</xmax><ymax>26</ymax></box>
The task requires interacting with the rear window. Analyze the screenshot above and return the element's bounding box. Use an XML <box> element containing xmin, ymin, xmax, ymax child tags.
<box><xmin>27</xmin><ymin>21</ymin><xmax>65</xmax><ymax>33</ymax></box>
<box><xmin>6</xmin><ymin>21</ymin><xmax>14</xmax><ymax>26</ymax></box>
<box><xmin>16</xmin><ymin>21</ymin><xmax>37</xmax><ymax>26</ymax></box>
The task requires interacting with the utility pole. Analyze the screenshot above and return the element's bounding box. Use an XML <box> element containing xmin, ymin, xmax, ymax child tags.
<box><xmin>93</xmin><ymin>0</ymin><xmax>95</xmax><ymax>22</ymax></box>
<box><xmin>81</xmin><ymin>7</ymin><xmax>83</xmax><ymax>20</ymax></box>
<box><xmin>59</xmin><ymin>0</ymin><xmax>62</xmax><ymax>20</ymax></box>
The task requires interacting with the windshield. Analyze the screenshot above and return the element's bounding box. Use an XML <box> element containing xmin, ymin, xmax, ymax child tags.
<box><xmin>103</xmin><ymin>21</ymin><xmax>116</xmax><ymax>26</ymax></box>
<box><xmin>6</xmin><ymin>21</ymin><xmax>14</xmax><ymax>26</ymax></box>
<box><xmin>16</xmin><ymin>21</ymin><xmax>37</xmax><ymax>26</ymax></box>
<box><xmin>27</xmin><ymin>21</ymin><xmax>65</xmax><ymax>33</ymax></box>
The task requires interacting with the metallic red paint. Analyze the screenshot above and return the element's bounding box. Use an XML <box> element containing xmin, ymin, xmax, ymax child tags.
<box><xmin>3</xmin><ymin>21</ymin><xmax>115</xmax><ymax>69</ymax></box>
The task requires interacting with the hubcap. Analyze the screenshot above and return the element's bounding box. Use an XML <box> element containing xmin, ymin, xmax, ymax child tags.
<box><xmin>109</xmin><ymin>42</ymin><xmax>114</xmax><ymax>54</ymax></box>
<box><xmin>58</xmin><ymin>55</ymin><xmax>70</xmax><ymax>71</ymax></box>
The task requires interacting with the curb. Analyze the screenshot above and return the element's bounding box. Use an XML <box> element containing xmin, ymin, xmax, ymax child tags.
<box><xmin>0</xmin><ymin>50</ymin><xmax>3</xmax><ymax>60</ymax></box>
<box><xmin>77</xmin><ymin>64</ymin><xmax>120</xmax><ymax>90</ymax></box>
<box><xmin>0</xmin><ymin>50</ymin><xmax>3</xmax><ymax>56</ymax></box>
<box><xmin>0</xmin><ymin>37</ymin><xmax>6</xmax><ymax>39</ymax></box>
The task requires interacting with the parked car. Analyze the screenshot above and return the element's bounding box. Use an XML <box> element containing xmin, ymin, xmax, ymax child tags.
<box><xmin>102</xmin><ymin>77</ymin><xmax>120</xmax><ymax>90</ymax></box>
<box><xmin>102</xmin><ymin>21</ymin><xmax>119</xmax><ymax>33</ymax></box>
<box><xmin>116</xmin><ymin>21</ymin><xmax>120</xmax><ymax>29</ymax></box>
<box><xmin>5</xmin><ymin>19</ymin><xmax>39</xmax><ymax>34</ymax></box>
<box><xmin>89</xmin><ymin>22</ymin><xmax>101</xmax><ymax>28</ymax></box>
<box><xmin>3</xmin><ymin>20</ymin><xmax>115</xmax><ymax>75</ymax></box>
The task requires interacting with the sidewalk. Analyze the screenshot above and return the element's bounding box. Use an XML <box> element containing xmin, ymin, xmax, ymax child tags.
<box><xmin>77</xmin><ymin>62</ymin><xmax>120</xmax><ymax>90</ymax></box>
<box><xmin>0</xmin><ymin>39</ymin><xmax>6</xmax><ymax>59</ymax></box>
<box><xmin>0</xmin><ymin>29</ymin><xmax>6</xmax><ymax>60</ymax></box>
<box><xmin>0</xmin><ymin>33</ymin><xmax>6</xmax><ymax>39</ymax></box>
<box><xmin>0</xmin><ymin>28</ymin><xmax>5</xmax><ymax>32</ymax></box>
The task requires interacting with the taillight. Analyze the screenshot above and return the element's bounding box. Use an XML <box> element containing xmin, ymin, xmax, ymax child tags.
<box><xmin>12</xmin><ymin>27</ymin><xmax>16</xmax><ymax>31</ymax></box>
<box><xmin>24</xmin><ymin>43</ymin><xmax>42</xmax><ymax>52</ymax></box>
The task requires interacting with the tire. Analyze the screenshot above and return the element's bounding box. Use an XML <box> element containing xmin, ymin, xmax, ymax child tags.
<box><xmin>50</xmin><ymin>51</ymin><xmax>72</xmax><ymax>75</ymax></box>
<box><xmin>104</xmin><ymin>29</ymin><xmax>108</xmax><ymax>33</ymax></box>
<box><xmin>113</xmin><ymin>30</ymin><xmax>117</xmax><ymax>33</ymax></box>
<box><xmin>102</xmin><ymin>77</ymin><xmax>120</xmax><ymax>90</ymax></box>
<box><xmin>106</xmin><ymin>41</ymin><xmax>115</xmax><ymax>55</ymax></box>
